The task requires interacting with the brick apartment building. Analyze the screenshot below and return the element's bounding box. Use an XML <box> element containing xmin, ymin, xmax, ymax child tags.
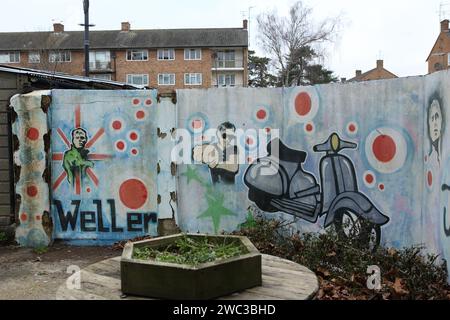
<box><xmin>427</xmin><ymin>19</ymin><xmax>450</xmax><ymax>74</ymax></box>
<box><xmin>0</xmin><ymin>21</ymin><xmax>249</xmax><ymax>91</ymax></box>
<box><xmin>348</xmin><ymin>59</ymin><xmax>398</xmax><ymax>82</ymax></box>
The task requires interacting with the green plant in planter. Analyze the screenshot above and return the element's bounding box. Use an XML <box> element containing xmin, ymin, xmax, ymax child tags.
<box><xmin>0</xmin><ymin>232</ymin><xmax>7</xmax><ymax>242</ymax></box>
<box><xmin>133</xmin><ymin>235</ymin><xmax>246</xmax><ymax>266</ymax></box>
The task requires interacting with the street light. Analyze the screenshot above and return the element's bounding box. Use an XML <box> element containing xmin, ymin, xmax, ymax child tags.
<box><xmin>79</xmin><ymin>0</ymin><xmax>95</xmax><ymax>77</ymax></box>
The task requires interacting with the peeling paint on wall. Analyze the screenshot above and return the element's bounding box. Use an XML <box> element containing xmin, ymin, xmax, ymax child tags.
<box><xmin>10</xmin><ymin>91</ymin><xmax>51</xmax><ymax>248</ymax></box>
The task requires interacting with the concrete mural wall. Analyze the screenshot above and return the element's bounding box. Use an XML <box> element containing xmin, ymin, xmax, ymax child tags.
<box><xmin>175</xmin><ymin>71</ymin><xmax>450</xmax><ymax>280</ymax></box>
<box><xmin>9</xmin><ymin>71</ymin><xmax>450</xmax><ymax>281</ymax></box>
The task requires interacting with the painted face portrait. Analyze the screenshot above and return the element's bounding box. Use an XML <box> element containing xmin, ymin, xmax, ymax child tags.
<box><xmin>429</xmin><ymin>99</ymin><xmax>442</xmax><ymax>143</ymax></box>
<box><xmin>217</xmin><ymin>122</ymin><xmax>236</xmax><ymax>147</ymax></box>
<box><xmin>72</xmin><ymin>128</ymin><xmax>88</xmax><ymax>149</ymax></box>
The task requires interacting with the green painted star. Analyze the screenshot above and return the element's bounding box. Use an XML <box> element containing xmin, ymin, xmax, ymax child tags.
<box><xmin>198</xmin><ymin>193</ymin><xmax>237</xmax><ymax>234</ymax></box>
<box><xmin>182</xmin><ymin>165</ymin><xmax>204</xmax><ymax>185</ymax></box>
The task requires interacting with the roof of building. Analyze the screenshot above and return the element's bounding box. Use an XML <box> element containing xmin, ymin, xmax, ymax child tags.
<box><xmin>0</xmin><ymin>28</ymin><xmax>248</xmax><ymax>51</ymax></box>
<box><xmin>0</xmin><ymin>65</ymin><xmax>142</xmax><ymax>90</ymax></box>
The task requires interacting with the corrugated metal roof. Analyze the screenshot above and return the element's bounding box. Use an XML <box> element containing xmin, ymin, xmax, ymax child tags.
<box><xmin>0</xmin><ymin>65</ymin><xmax>142</xmax><ymax>89</ymax></box>
<box><xmin>0</xmin><ymin>28</ymin><xmax>248</xmax><ymax>50</ymax></box>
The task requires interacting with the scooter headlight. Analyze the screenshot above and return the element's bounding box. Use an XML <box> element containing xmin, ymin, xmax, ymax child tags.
<box><xmin>331</xmin><ymin>134</ymin><xmax>340</xmax><ymax>152</ymax></box>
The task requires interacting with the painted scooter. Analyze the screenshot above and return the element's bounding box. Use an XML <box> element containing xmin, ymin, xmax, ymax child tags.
<box><xmin>244</xmin><ymin>133</ymin><xmax>390</xmax><ymax>248</ymax></box>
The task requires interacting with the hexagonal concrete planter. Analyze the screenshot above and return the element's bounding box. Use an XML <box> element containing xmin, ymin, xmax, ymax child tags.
<box><xmin>120</xmin><ymin>234</ymin><xmax>262</xmax><ymax>300</ymax></box>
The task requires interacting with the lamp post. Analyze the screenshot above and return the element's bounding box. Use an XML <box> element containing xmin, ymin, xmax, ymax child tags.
<box><xmin>80</xmin><ymin>0</ymin><xmax>95</xmax><ymax>77</ymax></box>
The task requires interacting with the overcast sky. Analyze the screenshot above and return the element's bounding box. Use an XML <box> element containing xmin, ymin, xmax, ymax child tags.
<box><xmin>0</xmin><ymin>0</ymin><xmax>447</xmax><ymax>79</ymax></box>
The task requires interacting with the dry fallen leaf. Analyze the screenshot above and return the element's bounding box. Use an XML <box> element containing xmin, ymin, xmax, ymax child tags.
<box><xmin>393</xmin><ymin>278</ymin><xmax>409</xmax><ymax>296</ymax></box>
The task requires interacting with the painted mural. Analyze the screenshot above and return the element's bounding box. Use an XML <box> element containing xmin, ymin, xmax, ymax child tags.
<box><xmin>49</xmin><ymin>90</ymin><xmax>159</xmax><ymax>244</ymax></box>
<box><xmin>11</xmin><ymin>91</ymin><xmax>52</xmax><ymax>248</ymax></box>
<box><xmin>175</xmin><ymin>73</ymin><xmax>450</xmax><ymax>281</ymax></box>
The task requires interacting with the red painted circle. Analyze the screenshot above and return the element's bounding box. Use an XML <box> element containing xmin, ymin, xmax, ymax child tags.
<box><xmin>365</xmin><ymin>174</ymin><xmax>375</xmax><ymax>184</ymax></box>
<box><xmin>306</xmin><ymin>123</ymin><xmax>314</xmax><ymax>132</ymax></box>
<box><xmin>136</xmin><ymin>110</ymin><xmax>146</xmax><ymax>120</ymax></box>
<box><xmin>295</xmin><ymin>92</ymin><xmax>312</xmax><ymax>116</ymax></box>
<box><xmin>27</xmin><ymin>185</ymin><xmax>38</xmax><ymax>198</ymax></box>
<box><xmin>119</xmin><ymin>179</ymin><xmax>148</xmax><ymax>210</ymax></box>
<box><xmin>86</xmin><ymin>188</ymin><xmax>91</xmax><ymax>193</ymax></box>
<box><xmin>145</xmin><ymin>99</ymin><xmax>153</xmax><ymax>106</ymax></box>
<box><xmin>129</xmin><ymin>132</ymin><xmax>139</xmax><ymax>141</ymax></box>
<box><xmin>256</xmin><ymin>109</ymin><xmax>267</xmax><ymax>120</ymax></box>
<box><xmin>372</xmin><ymin>135</ymin><xmax>396</xmax><ymax>163</ymax></box>
<box><xmin>428</xmin><ymin>171</ymin><xmax>433</xmax><ymax>187</ymax></box>
<box><xmin>349</xmin><ymin>124</ymin><xmax>356</xmax><ymax>132</ymax></box>
<box><xmin>133</xmin><ymin>98</ymin><xmax>140</xmax><ymax>105</ymax></box>
<box><xmin>379</xmin><ymin>184</ymin><xmax>385</xmax><ymax>191</ymax></box>
<box><xmin>116</xmin><ymin>141</ymin><xmax>125</xmax><ymax>151</ymax></box>
<box><xmin>20</xmin><ymin>213</ymin><xmax>27</xmax><ymax>222</ymax></box>
<box><xmin>112</xmin><ymin>121</ymin><xmax>122</xmax><ymax>130</ymax></box>
<box><xmin>192</xmin><ymin>120</ymin><xmax>203</xmax><ymax>130</ymax></box>
<box><xmin>265</xmin><ymin>127</ymin><xmax>271</xmax><ymax>133</ymax></box>
<box><xmin>246</xmin><ymin>137</ymin><xmax>254</xmax><ymax>145</ymax></box>
<box><xmin>36</xmin><ymin>215</ymin><xmax>41</xmax><ymax>221</ymax></box>
<box><xmin>26</xmin><ymin>128</ymin><xmax>40</xmax><ymax>141</ymax></box>
<box><xmin>131</xmin><ymin>148</ymin><xmax>138</xmax><ymax>155</ymax></box>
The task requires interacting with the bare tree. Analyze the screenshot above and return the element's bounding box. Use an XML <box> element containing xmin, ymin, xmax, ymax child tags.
<box><xmin>257</xmin><ymin>1</ymin><xmax>341</xmax><ymax>87</ymax></box>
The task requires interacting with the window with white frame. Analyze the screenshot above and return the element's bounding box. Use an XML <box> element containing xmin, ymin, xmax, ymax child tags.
<box><xmin>184</xmin><ymin>73</ymin><xmax>202</xmax><ymax>85</ymax></box>
<box><xmin>184</xmin><ymin>48</ymin><xmax>202</xmax><ymax>60</ymax></box>
<box><xmin>49</xmin><ymin>51</ymin><xmax>71</xmax><ymax>63</ymax></box>
<box><xmin>126</xmin><ymin>49</ymin><xmax>148</xmax><ymax>61</ymax></box>
<box><xmin>218</xmin><ymin>74</ymin><xmax>236</xmax><ymax>87</ymax></box>
<box><xmin>89</xmin><ymin>51</ymin><xmax>111</xmax><ymax>70</ymax></box>
<box><xmin>216</xmin><ymin>50</ymin><xmax>236</xmax><ymax>68</ymax></box>
<box><xmin>92</xmin><ymin>74</ymin><xmax>112</xmax><ymax>81</ymax></box>
<box><xmin>157</xmin><ymin>49</ymin><xmax>175</xmax><ymax>60</ymax></box>
<box><xmin>0</xmin><ymin>51</ymin><xmax>20</xmax><ymax>63</ymax></box>
<box><xmin>158</xmin><ymin>73</ymin><xmax>175</xmax><ymax>85</ymax></box>
<box><xmin>28</xmin><ymin>52</ymin><xmax>40</xmax><ymax>63</ymax></box>
<box><xmin>127</xmin><ymin>74</ymin><xmax>149</xmax><ymax>86</ymax></box>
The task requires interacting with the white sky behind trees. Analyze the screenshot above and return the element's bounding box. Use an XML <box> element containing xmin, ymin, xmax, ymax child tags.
<box><xmin>0</xmin><ymin>0</ymin><xmax>447</xmax><ymax>79</ymax></box>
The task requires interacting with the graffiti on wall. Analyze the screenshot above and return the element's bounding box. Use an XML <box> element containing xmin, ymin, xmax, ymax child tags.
<box><xmin>244</xmin><ymin>133</ymin><xmax>390</xmax><ymax>248</ymax></box>
<box><xmin>11</xmin><ymin>92</ymin><xmax>52</xmax><ymax>248</ymax></box>
<box><xmin>50</xmin><ymin>90</ymin><xmax>159</xmax><ymax>244</ymax></box>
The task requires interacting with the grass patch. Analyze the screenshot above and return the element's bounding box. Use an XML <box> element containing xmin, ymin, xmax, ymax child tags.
<box><xmin>133</xmin><ymin>235</ymin><xmax>246</xmax><ymax>266</ymax></box>
<box><xmin>232</xmin><ymin>208</ymin><xmax>450</xmax><ymax>300</ymax></box>
<box><xmin>33</xmin><ymin>246</ymin><xmax>49</xmax><ymax>255</ymax></box>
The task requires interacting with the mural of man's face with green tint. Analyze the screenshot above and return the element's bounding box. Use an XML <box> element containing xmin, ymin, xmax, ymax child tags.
<box><xmin>63</xmin><ymin>128</ymin><xmax>94</xmax><ymax>185</ymax></box>
<box><xmin>72</xmin><ymin>128</ymin><xmax>88</xmax><ymax>149</ymax></box>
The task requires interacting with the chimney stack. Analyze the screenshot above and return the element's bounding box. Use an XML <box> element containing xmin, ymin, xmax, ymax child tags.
<box><xmin>53</xmin><ymin>23</ymin><xmax>64</xmax><ymax>33</ymax></box>
<box><xmin>377</xmin><ymin>60</ymin><xmax>384</xmax><ymax>69</ymax></box>
<box><xmin>441</xmin><ymin>19</ymin><xmax>449</xmax><ymax>32</ymax></box>
<box><xmin>355</xmin><ymin>70</ymin><xmax>362</xmax><ymax>77</ymax></box>
<box><xmin>121</xmin><ymin>22</ymin><xmax>131</xmax><ymax>32</ymax></box>
<box><xmin>243</xmin><ymin>19</ymin><xmax>248</xmax><ymax>30</ymax></box>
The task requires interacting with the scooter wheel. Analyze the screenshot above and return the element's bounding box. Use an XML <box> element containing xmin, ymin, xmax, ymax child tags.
<box><xmin>333</xmin><ymin>210</ymin><xmax>381</xmax><ymax>252</ymax></box>
<box><xmin>248</xmin><ymin>189</ymin><xmax>279</xmax><ymax>213</ymax></box>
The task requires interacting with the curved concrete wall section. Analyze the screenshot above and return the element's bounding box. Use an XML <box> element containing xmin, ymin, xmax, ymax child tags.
<box><xmin>10</xmin><ymin>91</ymin><xmax>51</xmax><ymax>248</ymax></box>
<box><xmin>9</xmin><ymin>70</ymin><xmax>450</xmax><ymax>282</ymax></box>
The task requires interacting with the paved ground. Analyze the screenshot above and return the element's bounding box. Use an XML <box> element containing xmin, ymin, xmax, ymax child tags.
<box><xmin>0</xmin><ymin>243</ymin><xmax>119</xmax><ymax>300</ymax></box>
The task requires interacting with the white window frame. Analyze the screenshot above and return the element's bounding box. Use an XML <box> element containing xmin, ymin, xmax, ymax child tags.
<box><xmin>92</xmin><ymin>74</ymin><xmax>112</xmax><ymax>81</ymax></box>
<box><xmin>218</xmin><ymin>74</ymin><xmax>236</xmax><ymax>87</ymax></box>
<box><xmin>49</xmin><ymin>51</ymin><xmax>71</xmax><ymax>63</ymax></box>
<box><xmin>89</xmin><ymin>51</ymin><xmax>111</xmax><ymax>70</ymax></box>
<box><xmin>126</xmin><ymin>49</ymin><xmax>149</xmax><ymax>61</ymax></box>
<box><xmin>126</xmin><ymin>74</ymin><xmax>149</xmax><ymax>86</ymax></box>
<box><xmin>217</xmin><ymin>50</ymin><xmax>236</xmax><ymax>68</ymax></box>
<box><xmin>157</xmin><ymin>49</ymin><xmax>175</xmax><ymax>61</ymax></box>
<box><xmin>184</xmin><ymin>73</ymin><xmax>202</xmax><ymax>86</ymax></box>
<box><xmin>184</xmin><ymin>48</ymin><xmax>202</xmax><ymax>60</ymax></box>
<box><xmin>28</xmin><ymin>51</ymin><xmax>40</xmax><ymax>64</ymax></box>
<box><xmin>158</xmin><ymin>73</ymin><xmax>176</xmax><ymax>86</ymax></box>
<box><xmin>0</xmin><ymin>51</ymin><xmax>20</xmax><ymax>64</ymax></box>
